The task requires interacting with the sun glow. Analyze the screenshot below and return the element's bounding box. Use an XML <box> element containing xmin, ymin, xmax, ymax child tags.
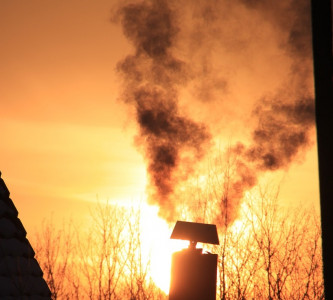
<box><xmin>139</xmin><ymin>204</ymin><xmax>189</xmax><ymax>294</ymax></box>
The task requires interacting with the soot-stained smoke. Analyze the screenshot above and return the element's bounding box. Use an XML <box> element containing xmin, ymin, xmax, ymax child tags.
<box><xmin>115</xmin><ymin>0</ymin><xmax>316</xmax><ymax>226</ymax></box>
<box><xmin>188</xmin><ymin>0</ymin><xmax>315</xmax><ymax>227</ymax></box>
<box><xmin>116</xmin><ymin>0</ymin><xmax>211</xmax><ymax>220</ymax></box>
<box><xmin>240</xmin><ymin>0</ymin><xmax>315</xmax><ymax>169</ymax></box>
<box><xmin>215</xmin><ymin>92</ymin><xmax>315</xmax><ymax>227</ymax></box>
<box><xmin>216</xmin><ymin>0</ymin><xmax>316</xmax><ymax>227</ymax></box>
<box><xmin>246</xmin><ymin>97</ymin><xmax>315</xmax><ymax>171</ymax></box>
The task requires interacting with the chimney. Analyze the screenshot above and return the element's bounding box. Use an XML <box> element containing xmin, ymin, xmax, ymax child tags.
<box><xmin>169</xmin><ymin>221</ymin><xmax>219</xmax><ymax>300</ymax></box>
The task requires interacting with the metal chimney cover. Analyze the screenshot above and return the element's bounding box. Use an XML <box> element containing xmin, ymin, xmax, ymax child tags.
<box><xmin>170</xmin><ymin>220</ymin><xmax>219</xmax><ymax>245</ymax></box>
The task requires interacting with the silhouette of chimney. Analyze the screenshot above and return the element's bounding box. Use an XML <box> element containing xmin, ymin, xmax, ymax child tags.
<box><xmin>169</xmin><ymin>221</ymin><xmax>219</xmax><ymax>300</ymax></box>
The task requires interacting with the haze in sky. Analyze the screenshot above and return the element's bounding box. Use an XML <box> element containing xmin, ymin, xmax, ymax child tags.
<box><xmin>0</xmin><ymin>0</ymin><xmax>319</xmax><ymax>235</ymax></box>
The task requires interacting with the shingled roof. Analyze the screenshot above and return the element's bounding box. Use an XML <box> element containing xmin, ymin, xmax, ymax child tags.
<box><xmin>0</xmin><ymin>171</ymin><xmax>51</xmax><ymax>299</ymax></box>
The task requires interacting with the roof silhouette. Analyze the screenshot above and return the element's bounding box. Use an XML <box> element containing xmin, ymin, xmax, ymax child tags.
<box><xmin>0</xmin><ymin>171</ymin><xmax>51</xmax><ymax>299</ymax></box>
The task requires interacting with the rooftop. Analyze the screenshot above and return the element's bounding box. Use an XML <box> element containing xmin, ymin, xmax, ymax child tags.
<box><xmin>0</xmin><ymin>171</ymin><xmax>51</xmax><ymax>299</ymax></box>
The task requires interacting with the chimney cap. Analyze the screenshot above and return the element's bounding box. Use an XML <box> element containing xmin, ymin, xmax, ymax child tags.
<box><xmin>170</xmin><ymin>220</ymin><xmax>219</xmax><ymax>245</ymax></box>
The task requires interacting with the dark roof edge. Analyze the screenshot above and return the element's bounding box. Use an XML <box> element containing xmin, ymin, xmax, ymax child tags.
<box><xmin>0</xmin><ymin>171</ymin><xmax>10</xmax><ymax>198</ymax></box>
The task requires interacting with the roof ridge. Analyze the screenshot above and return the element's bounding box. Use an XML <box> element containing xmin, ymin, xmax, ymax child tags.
<box><xmin>0</xmin><ymin>172</ymin><xmax>51</xmax><ymax>298</ymax></box>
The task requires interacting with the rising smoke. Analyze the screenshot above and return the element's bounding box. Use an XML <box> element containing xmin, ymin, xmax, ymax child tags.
<box><xmin>114</xmin><ymin>0</ymin><xmax>315</xmax><ymax>225</ymax></box>
<box><xmin>209</xmin><ymin>0</ymin><xmax>316</xmax><ymax>227</ymax></box>
<box><xmin>116</xmin><ymin>0</ymin><xmax>211</xmax><ymax>220</ymax></box>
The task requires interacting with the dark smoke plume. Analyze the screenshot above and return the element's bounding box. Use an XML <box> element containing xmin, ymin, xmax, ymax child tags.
<box><xmin>114</xmin><ymin>0</ymin><xmax>316</xmax><ymax>226</ymax></box>
<box><xmin>213</xmin><ymin>92</ymin><xmax>315</xmax><ymax>228</ymax></box>
<box><xmin>245</xmin><ymin>97</ymin><xmax>315</xmax><ymax>171</ymax></box>
<box><xmin>116</xmin><ymin>0</ymin><xmax>210</xmax><ymax>220</ymax></box>
<box><xmin>239</xmin><ymin>0</ymin><xmax>314</xmax><ymax>167</ymax></box>
<box><xmin>213</xmin><ymin>0</ymin><xmax>316</xmax><ymax>227</ymax></box>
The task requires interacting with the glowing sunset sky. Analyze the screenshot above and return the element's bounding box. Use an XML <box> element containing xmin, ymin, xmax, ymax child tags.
<box><xmin>0</xmin><ymin>0</ymin><xmax>320</xmax><ymax>235</ymax></box>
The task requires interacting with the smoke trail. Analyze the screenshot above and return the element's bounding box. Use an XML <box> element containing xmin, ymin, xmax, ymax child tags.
<box><xmin>212</xmin><ymin>96</ymin><xmax>315</xmax><ymax>228</ymax></box>
<box><xmin>245</xmin><ymin>97</ymin><xmax>315</xmax><ymax>170</ymax></box>
<box><xmin>212</xmin><ymin>0</ymin><xmax>316</xmax><ymax>227</ymax></box>
<box><xmin>114</xmin><ymin>0</ymin><xmax>315</xmax><ymax>226</ymax></box>
<box><xmin>116</xmin><ymin>0</ymin><xmax>211</xmax><ymax>220</ymax></box>
<box><xmin>174</xmin><ymin>0</ymin><xmax>316</xmax><ymax>227</ymax></box>
<box><xmin>238</xmin><ymin>0</ymin><xmax>314</xmax><ymax>169</ymax></box>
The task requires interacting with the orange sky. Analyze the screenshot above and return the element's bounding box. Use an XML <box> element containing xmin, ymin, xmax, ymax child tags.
<box><xmin>0</xmin><ymin>0</ymin><xmax>146</xmax><ymax>230</ymax></box>
<box><xmin>0</xmin><ymin>0</ymin><xmax>320</xmax><ymax>237</ymax></box>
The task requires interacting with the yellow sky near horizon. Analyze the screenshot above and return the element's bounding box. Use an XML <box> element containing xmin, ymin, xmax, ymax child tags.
<box><xmin>0</xmin><ymin>0</ymin><xmax>320</xmax><ymax>240</ymax></box>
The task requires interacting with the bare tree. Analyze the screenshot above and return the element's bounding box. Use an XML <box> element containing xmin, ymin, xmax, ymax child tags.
<box><xmin>33</xmin><ymin>218</ymin><xmax>74</xmax><ymax>299</ymax></box>
<box><xmin>122</xmin><ymin>205</ymin><xmax>166</xmax><ymax>300</ymax></box>
<box><xmin>75</xmin><ymin>202</ymin><xmax>129</xmax><ymax>300</ymax></box>
<box><xmin>33</xmin><ymin>176</ymin><xmax>323</xmax><ymax>300</ymax></box>
<box><xmin>33</xmin><ymin>201</ymin><xmax>168</xmax><ymax>300</ymax></box>
<box><xmin>244</xmin><ymin>187</ymin><xmax>324</xmax><ymax>300</ymax></box>
<box><xmin>183</xmin><ymin>148</ymin><xmax>324</xmax><ymax>300</ymax></box>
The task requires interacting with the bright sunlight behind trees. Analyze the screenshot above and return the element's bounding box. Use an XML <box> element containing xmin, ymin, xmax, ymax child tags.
<box><xmin>32</xmin><ymin>153</ymin><xmax>324</xmax><ymax>300</ymax></box>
